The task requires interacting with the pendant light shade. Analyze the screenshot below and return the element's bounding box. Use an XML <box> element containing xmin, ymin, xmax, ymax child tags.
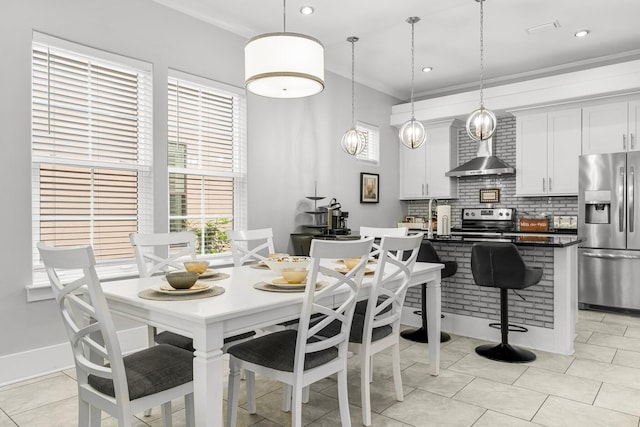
<box><xmin>399</xmin><ymin>17</ymin><xmax>426</xmax><ymax>149</ymax></box>
<box><xmin>466</xmin><ymin>0</ymin><xmax>496</xmax><ymax>141</ymax></box>
<box><xmin>244</xmin><ymin>0</ymin><xmax>325</xmax><ymax>98</ymax></box>
<box><xmin>341</xmin><ymin>36</ymin><xmax>367</xmax><ymax>156</ymax></box>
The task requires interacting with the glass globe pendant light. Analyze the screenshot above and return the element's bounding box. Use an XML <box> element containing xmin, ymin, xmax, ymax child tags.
<box><xmin>465</xmin><ymin>0</ymin><xmax>497</xmax><ymax>141</ymax></box>
<box><xmin>341</xmin><ymin>36</ymin><xmax>367</xmax><ymax>156</ymax></box>
<box><xmin>399</xmin><ymin>17</ymin><xmax>426</xmax><ymax>149</ymax></box>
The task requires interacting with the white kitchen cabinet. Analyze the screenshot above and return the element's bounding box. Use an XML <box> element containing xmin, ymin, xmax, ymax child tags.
<box><xmin>515</xmin><ymin>108</ymin><xmax>582</xmax><ymax>196</ymax></box>
<box><xmin>582</xmin><ymin>100</ymin><xmax>640</xmax><ymax>154</ymax></box>
<box><xmin>399</xmin><ymin>120</ymin><xmax>459</xmax><ymax>200</ymax></box>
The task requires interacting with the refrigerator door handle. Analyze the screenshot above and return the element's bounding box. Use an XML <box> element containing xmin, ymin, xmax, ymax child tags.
<box><xmin>582</xmin><ymin>252</ymin><xmax>640</xmax><ymax>260</ymax></box>
<box><xmin>630</xmin><ymin>166</ymin><xmax>635</xmax><ymax>233</ymax></box>
<box><xmin>620</xmin><ymin>166</ymin><xmax>626</xmax><ymax>233</ymax></box>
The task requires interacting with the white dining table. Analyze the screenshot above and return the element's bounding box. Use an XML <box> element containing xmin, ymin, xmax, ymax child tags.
<box><xmin>101</xmin><ymin>261</ymin><xmax>443</xmax><ymax>427</ymax></box>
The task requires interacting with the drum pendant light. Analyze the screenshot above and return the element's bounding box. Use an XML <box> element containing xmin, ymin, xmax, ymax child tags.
<box><xmin>465</xmin><ymin>0</ymin><xmax>497</xmax><ymax>141</ymax></box>
<box><xmin>244</xmin><ymin>0</ymin><xmax>325</xmax><ymax>98</ymax></box>
<box><xmin>399</xmin><ymin>17</ymin><xmax>426</xmax><ymax>149</ymax></box>
<box><xmin>341</xmin><ymin>37</ymin><xmax>367</xmax><ymax>156</ymax></box>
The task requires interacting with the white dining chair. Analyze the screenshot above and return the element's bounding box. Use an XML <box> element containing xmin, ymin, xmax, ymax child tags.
<box><xmin>227</xmin><ymin>227</ymin><xmax>276</xmax><ymax>266</ymax></box>
<box><xmin>37</xmin><ymin>242</ymin><xmax>195</xmax><ymax>427</ymax></box>
<box><xmin>359</xmin><ymin>226</ymin><xmax>408</xmax><ymax>258</ymax></box>
<box><xmin>226</xmin><ymin>238</ymin><xmax>374</xmax><ymax>427</ymax></box>
<box><xmin>321</xmin><ymin>233</ymin><xmax>424</xmax><ymax>426</ymax></box>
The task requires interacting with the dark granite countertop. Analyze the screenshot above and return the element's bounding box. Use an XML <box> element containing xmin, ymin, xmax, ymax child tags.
<box><xmin>426</xmin><ymin>234</ymin><xmax>582</xmax><ymax>248</ymax></box>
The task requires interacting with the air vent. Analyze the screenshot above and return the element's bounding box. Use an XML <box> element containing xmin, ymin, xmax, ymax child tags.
<box><xmin>525</xmin><ymin>20</ymin><xmax>561</xmax><ymax>35</ymax></box>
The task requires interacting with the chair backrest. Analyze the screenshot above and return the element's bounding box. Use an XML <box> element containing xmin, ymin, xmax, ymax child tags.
<box><xmin>359</xmin><ymin>226</ymin><xmax>408</xmax><ymax>258</ymax></box>
<box><xmin>130</xmin><ymin>231</ymin><xmax>198</xmax><ymax>277</ymax></box>
<box><xmin>361</xmin><ymin>233</ymin><xmax>424</xmax><ymax>341</ymax></box>
<box><xmin>294</xmin><ymin>238</ymin><xmax>374</xmax><ymax>373</ymax></box>
<box><xmin>227</xmin><ymin>228</ymin><xmax>275</xmax><ymax>266</ymax></box>
<box><xmin>471</xmin><ymin>242</ymin><xmax>526</xmax><ymax>289</ymax></box>
<box><xmin>37</xmin><ymin>242</ymin><xmax>131</xmax><ymax>403</ymax></box>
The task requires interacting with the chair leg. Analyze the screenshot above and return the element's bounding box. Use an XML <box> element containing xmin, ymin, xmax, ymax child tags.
<box><xmin>302</xmin><ymin>385</ymin><xmax>310</xmax><ymax>403</ymax></box>
<box><xmin>246</xmin><ymin>370</ymin><xmax>256</xmax><ymax>414</ymax></box>
<box><xmin>160</xmin><ymin>402</ymin><xmax>173</xmax><ymax>427</ymax></box>
<box><xmin>78</xmin><ymin>399</ymin><xmax>90</xmax><ymax>427</ymax></box>
<box><xmin>337</xmin><ymin>368</ymin><xmax>352</xmax><ymax>427</ymax></box>
<box><xmin>391</xmin><ymin>343</ymin><xmax>404</xmax><ymax>402</ymax></box>
<box><xmin>89</xmin><ymin>405</ymin><xmax>101</xmax><ymax>427</ymax></box>
<box><xmin>475</xmin><ymin>288</ymin><xmax>536</xmax><ymax>363</ymax></box>
<box><xmin>144</xmin><ymin>326</ymin><xmax>156</xmax><ymax>418</ymax></box>
<box><xmin>282</xmin><ymin>384</ymin><xmax>292</xmax><ymax>412</ymax></box>
<box><xmin>226</xmin><ymin>358</ymin><xmax>241</xmax><ymax>427</ymax></box>
<box><xmin>184</xmin><ymin>393</ymin><xmax>195</xmax><ymax>427</ymax></box>
<box><xmin>291</xmin><ymin>383</ymin><xmax>304</xmax><ymax>427</ymax></box>
<box><xmin>360</xmin><ymin>352</ymin><xmax>372</xmax><ymax>427</ymax></box>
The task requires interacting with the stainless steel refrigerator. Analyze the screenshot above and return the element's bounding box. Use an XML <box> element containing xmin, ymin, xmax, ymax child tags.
<box><xmin>579</xmin><ymin>152</ymin><xmax>640</xmax><ymax>310</ymax></box>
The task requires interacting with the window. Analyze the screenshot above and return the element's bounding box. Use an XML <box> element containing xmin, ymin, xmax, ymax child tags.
<box><xmin>167</xmin><ymin>71</ymin><xmax>247</xmax><ymax>257</ymax></box>
<box><xmin>31</xmin><ymin>34</ymin><xmax>153</xmax><ymax>275</ymax></box>
<box><xmin>356</xmin><ymin>121</ymin><xmax>380</xmax><ymax>164</ymax></box>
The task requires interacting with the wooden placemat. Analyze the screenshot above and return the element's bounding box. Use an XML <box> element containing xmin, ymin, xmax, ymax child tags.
<box><xmin>138</xmin><ymin>285</ymin><xmax>225</xmax><ymax>301</ymax></box>
<box><xmin>253</xmin><ymin>281</ymin><xmax>327</xmax><ymax>293</ymax></box>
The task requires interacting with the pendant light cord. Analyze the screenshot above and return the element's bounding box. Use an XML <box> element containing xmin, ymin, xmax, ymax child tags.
<box><xmin>283</xmin><ymin>0</ymin><xmax>286</xmax><ymax>32</ymax></box>
<box><xmin>479</xmin><ymin>0</ymin><xmax>485</xmax><ymax>109</ymax></box>
<box><xmin>410</xmin><ymin>18</ymin><xmax>416</xmax><ymax>120</ymax></box>
<box><xmin>351</xmin><ymin>39</ymin><xmax>356</xmax><ymax>127</ymax></box>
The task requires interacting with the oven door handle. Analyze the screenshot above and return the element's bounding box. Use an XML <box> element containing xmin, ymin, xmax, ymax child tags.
<box><xmin>582</xmin><ymin>252</ymin><xmax>640</xmax><ymax>260</ymax></box>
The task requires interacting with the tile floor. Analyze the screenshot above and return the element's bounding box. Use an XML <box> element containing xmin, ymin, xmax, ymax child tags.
<box><xmin>2</xmin><ymin>309</ymin><xmax>640</xmax><ymax>426</ymax></box>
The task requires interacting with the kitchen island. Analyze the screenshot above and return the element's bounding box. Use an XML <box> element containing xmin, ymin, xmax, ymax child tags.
<box><xmin>404</xmin><ymin>233</ymin><xmax>581</xmax><ymax>355</ymax></box>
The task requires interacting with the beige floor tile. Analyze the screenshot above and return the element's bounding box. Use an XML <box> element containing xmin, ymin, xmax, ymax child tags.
<box><xmin>526</xmin><ymin>349</ymin><xmax>574</xmax><ymax>373</ymax></box>
<box><xmin>513</xmin><ymin>367</ymin><xmax>601</xmax><ymax>403</ymax></box>
<box><xmin>448</xmin><ymin>353</ymin><xmax>528</xmax><ymax>385</ymax></box>
<box><xmin>307</xmin><ymin>404</ymin><xmax>411</xmax><ymax>427</ymax></box>
<box><xmin>573</xmin><ymin>342</ymin><xmax>617</xmax><ymax>363</ymax></box>
<box><xmin>454</xmin><ymin>377</ymin><xmax>546</xmax><ymax>420</ymax></box>
<box><xmin>0</xmin><ymin>374</ymin><xmax>78</xmax><ymax>416</ymax></box>
<box><xmin>397</xmin><ymin>341</ymin><xmax>467</xmax><ymax>369</ymax></box>
<box><xmin>0</xmin><ymin>410</ymin><xmax>17</xmax><ymax>427</ymax></box>
<box><xmin>625</xmin><ymin>326</ymin><xmax>640</xmax><ymax>338</ymax></box>
<box><xmin>594</xmin><ymin>382</ymin><xmax>640</xmax><ymax>417</ymax></box>
<box><xmin>574</xmin><ymin>329</ymin><xmax>593</xmax><ymax>344</ymax></box>
<box><xmin>441</xmin><ymin>336</ymin><xmax>491</xmax><ymax>354</ymax></box>
<box><xmin>401</xmin><ymin>365</ymin><xmax>474</xmax><ymax>398</ymax></box>
<box><xmin>566</xmin><ymin>358</ymin><xmax>640</xmax><ymax>390</ymax></box>
<box><xmin>347</xmin><ymin>352</ymin><xmax>413</xmax><ymax>381</ymax></box>
<box><xmin>381</xmin><ymin>388</ymin><xmax>484</xmax><ymax>426</ymax></box>
<box><xmin>0</xmin><ymin>372</ymin><xmax>62</xmax><ymax>393</ymax></box>
<box><xmin>576</xmin><ymin>319</ymin><xmax>627</xmax><ymax>336</ymax></box>
<box><xmin>473</xmin><ymin>410</ymin><xmax>542</xmax><ymax>427</ymax></box>
<box><xmin>602</xmin><ymin>312</ymin><xmax>640</xmax><ymax>328</ymax></box>
<box><xmin>578</xmin><ymin>309</ymin><xmax>606</xmax><ymax>322</ymax></box>
<box><xmin>247</xmin><ymin>388</ymin><xmax>338</xmax><ymax>426</ymax></box>
<box><xmin>588</xmin><ymin>332</ymin><xmax>640</xmax><ymax>352</ymax></box>
<box><xmin>533</xmin><ymin>395</ymin><xmax>638</xmax><ymax>427</ymax></box>
<box><xmin>612</xmin><ymin>349</ymin><xmax>640</xmax><ymax>369</ymax></box>
<box><xmin>9</xmin><ymin>396</ymin><xmax>80</xmax><ymax>427</ymax></box>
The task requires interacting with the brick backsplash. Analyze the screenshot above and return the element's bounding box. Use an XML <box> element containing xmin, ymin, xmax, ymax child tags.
<box><xmin>404</xmin><ymin>115</ymin><xmax>572</xmax><ymax>329</ymax></box>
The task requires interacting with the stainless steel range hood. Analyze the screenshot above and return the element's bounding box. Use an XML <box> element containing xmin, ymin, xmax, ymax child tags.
<box><xmin>446</xmin><ymin>137</ymin><xmax>515</xmax><ymax>177</ymax></box>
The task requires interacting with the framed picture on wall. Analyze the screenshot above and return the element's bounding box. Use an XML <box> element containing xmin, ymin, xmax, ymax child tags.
<box><xmin>360</xmin><ymin>173</ymin><xmax>379</xmax><ymax>203</ymax></box>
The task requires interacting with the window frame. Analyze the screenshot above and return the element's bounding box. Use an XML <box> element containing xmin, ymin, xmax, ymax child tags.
<box><xmin>355</xmin><ymin>121</ymin><xmax>380</xmax><ymax>165</ymax></box>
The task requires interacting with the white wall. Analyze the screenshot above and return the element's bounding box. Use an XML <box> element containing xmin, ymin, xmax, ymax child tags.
<box><xmin>0</xmin><ymin>0</ymin><xmax>402</xmax><ymax>369</ymax></box>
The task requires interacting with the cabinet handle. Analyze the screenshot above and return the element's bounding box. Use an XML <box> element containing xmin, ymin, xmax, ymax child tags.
<box><xmin>426</xmin><ymin>183</ymin><xmax>429</xmax><ymax>196</ymax></box>
<box><xmin>620</xmin><ymin>166</ymin><xmax>626</xmax><ymax>233</ymax></box>
<box><xmin>549</xmin><ymin>177</ymin><xmax>552</xmax><ymax>192</ymax></box>
<box><xmin>542</xmin><ymin>177</ymin><xmax>546</xmax><ymax>192</ymax></box>
<box><xmin>630</xmin><ymin>166</ymin><xmax>635</xmax><ymax>233</ymax></box>
<box><xmin>624</xmin><ymin>134</ymin><xmax>627</xmax><ymax>150</ymax></box>
<box><xmin>421</xmin><ymin>184</ymin><xmax>424</xmax><ymax>196</ymax></box>
<box><xmin>632</xmin><ymin>133</ymin><xmax>636</xmax><ymax>149</ymax></box>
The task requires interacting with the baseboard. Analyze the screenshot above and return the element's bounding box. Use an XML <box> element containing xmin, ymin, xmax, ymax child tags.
<box><xmin>0</xmin><ymin>326</ymin><xmax>148</xmax><ymax>387</ymax></box>
<box><xmin>401</xmin><ymin>307</ymin><xmax>572</xmax><ymax>355</ymax></box>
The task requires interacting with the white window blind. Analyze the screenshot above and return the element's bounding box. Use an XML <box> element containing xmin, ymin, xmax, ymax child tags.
<box><xmin>31</xmin><ymin>34</ymin><xmax>153</xmax><ymax>272</ymax></box>
<box><xmin>167</xmin><ymin>71</ymin><xmax>247</xmax><ymax>257</ymax></box>
<box><xmin>356</xmin><ymin>121</ymin><xmax>380</xmax><ymax>164</ymax></box>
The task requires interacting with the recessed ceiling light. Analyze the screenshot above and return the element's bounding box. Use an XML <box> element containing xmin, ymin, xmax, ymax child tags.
<box><xmin>422</xmin><ymin>67</ymin><xmax>433</xmax><ymax>73</ymax></box>
<box><xmin>574</xmin><ymin>29</ymin><xmax>590</xmax><ymax>38</ymax></box>
<box><xmin>299</xmin><ymin>6</ymin><xmax>314</xmax><ymax>15</ymax></box>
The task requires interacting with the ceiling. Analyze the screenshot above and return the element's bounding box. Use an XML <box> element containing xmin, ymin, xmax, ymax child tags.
<box><xmin>152</xmin><ymin>0</ymin><xmax>640</xmax><ymax>101</ymax></box>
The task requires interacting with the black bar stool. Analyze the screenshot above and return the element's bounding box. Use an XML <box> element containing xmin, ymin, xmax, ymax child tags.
<box><xmin>471</xmin><ymin>242</ymin><xmax>543</xmax><ymax>363</ymax></box>
<box><xmin>401</xmin><ymin>241</ymin><xmax>457</xmax><ymax>343</ymax></box>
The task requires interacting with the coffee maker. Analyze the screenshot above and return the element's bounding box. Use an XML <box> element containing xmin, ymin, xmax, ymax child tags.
<box><xmin>321</xmin><ymin>198</ymin><xmax>350</xmax><ymax>235</ymax></box>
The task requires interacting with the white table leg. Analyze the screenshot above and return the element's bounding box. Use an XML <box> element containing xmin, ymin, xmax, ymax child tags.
<box><xmin>426</xmin><ymin>276</ymin><xmax>441</xmax><ymax>376</ymax></box>
<box><xmin>193</xmin><ymin>325</ymin><xmax>225</xmax><ymax>427</ymax></box>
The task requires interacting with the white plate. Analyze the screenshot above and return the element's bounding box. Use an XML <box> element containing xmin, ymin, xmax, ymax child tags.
<box><xmin>198</xmin><ymin>269</ymin><xmax>219</xmax><ymax>279</ymax></box>
<box><xmin>153</xmin><ymin>282</ymin><xmax>210</xmax><ymax>295</ymax></box>
<box><xmin>270</xmin><ymin>277</ymin><xmax>307</xmax><ymax>289</ymax></box>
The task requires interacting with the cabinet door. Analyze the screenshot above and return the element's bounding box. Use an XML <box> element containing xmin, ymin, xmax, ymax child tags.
<box><xmin>629</xmin><ymin>101</ymin><xmax>640</xmax><ymax>152</ymax></box>
<box><xmin>399</xmin><ymin>141</ymin><xmax>426</xmax><ymax>199</ymax></box>
<box><xmin>426</xmin><ymin>124</ymin><xmax>458</xmax><ymax>198</ymax></box>
<box><xmin>582</xmin><ymin>102</ymin><xmax>628</xmax><ymax>154</ymax></box>
<box><xmin>548</xmin><ymin>108</ymin><xmax>582</xmax><ymax>195</ymax></box>
<box><xmin>516</xmin><ymin>112</ymin><xmax>548</xmax><ymax>195</ymax></box>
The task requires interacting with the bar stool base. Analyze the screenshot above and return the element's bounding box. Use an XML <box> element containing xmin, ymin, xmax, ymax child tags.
<box><xmin>475</xmin><ymin>343</ymin><xmax>536</xmax><ymax>363</ymax></box>
<box><xmin>400</xmin><ymin>327</ymin><xmax>450</xmax><ymax>343</ymax></box>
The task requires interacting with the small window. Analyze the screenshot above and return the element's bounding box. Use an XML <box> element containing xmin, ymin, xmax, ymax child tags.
<box><xmin>356</xmin><ymin>122</ymin><xmax>380</xmax><ymax>165</ymax></box>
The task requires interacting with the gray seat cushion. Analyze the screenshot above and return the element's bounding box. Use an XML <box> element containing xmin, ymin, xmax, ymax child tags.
<box><xmin>155</xmin><ymin>330</ymin><xmax>256</xmax><ymax>352</ymax></box>
<box><xmin>355</xmin><ymin>296</ymin><xmax>391</xmax><ymax>316</ymax></box>
<box><xmin>88</xmin><ymin>344</ymin><xmax>193</xmax><ymax>400</ymax></box>
<box><xmin>318</xmin><ymin>313</ymin><xmax>392</xmax><ymax>344</ymax></box>
<box><xmin>226</xmin><ymin>329</ymin><xmax>338</xmax><ymax>372</ymax></box>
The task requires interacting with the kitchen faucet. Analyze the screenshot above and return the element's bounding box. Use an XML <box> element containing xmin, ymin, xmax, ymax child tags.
<box><xmin>427</xmin><ymin>198</ymin><xmax>437</xmax><ymax>239</ymax></box>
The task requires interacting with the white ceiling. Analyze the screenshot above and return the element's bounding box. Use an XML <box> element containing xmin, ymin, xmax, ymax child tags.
<box><xmin>152</xmin><ymin>0</ymin><xmax>640</xmax><ymax>101</ymax></box>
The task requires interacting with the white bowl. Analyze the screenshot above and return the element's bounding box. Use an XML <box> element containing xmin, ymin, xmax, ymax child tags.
<box><xmin>262</xmin><ymin>256</ymin><xmax>311</xmax><ymax>274</ymax></box>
